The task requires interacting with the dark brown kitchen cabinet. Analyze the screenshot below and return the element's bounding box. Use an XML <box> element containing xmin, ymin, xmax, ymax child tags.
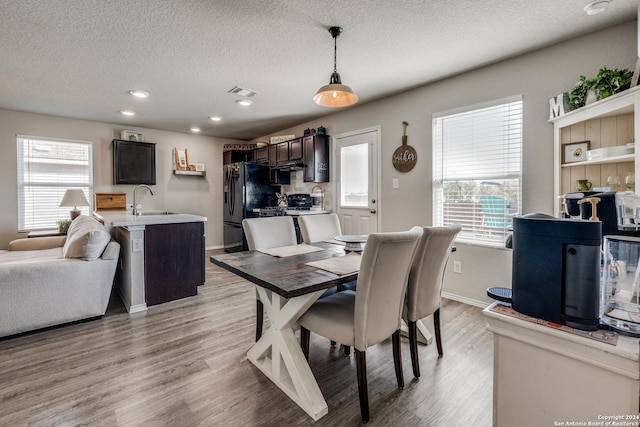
<box><xmin>144</xmin><ymin>222</ymin><xmax>205</xmax><ymax>306</ymax></box>
<box><xmin>275</xmin><ymin>138</ymin><xmax>303</xmax><ymax>165</ymax></box>
<box><xmin>289</xmin><ymin>138</ymin><xmax>303</xmax><ymax>161</ymax></box>
<box><xmin>276</xmin><ymin>142</ymin><xmax>289</xmax><ymax>164</ymax></box>
<box><xmin>255</xmin><ymin>147</ymin><xmax>269</xmax><ymax>164</ymax></box>
<box><xmin>223</xmin><ymin>150</ymin><xmax>247</xmax><ymax>165</ymax></box>
<box><xmin>268</xmin><ymin>145</ymin><xmax>277</xmax><ymax>167</ymax></box>
<box><xmin>303</xmin><ymin>134</ymin><xmax>330</xmax><ymax>182</ymax></box>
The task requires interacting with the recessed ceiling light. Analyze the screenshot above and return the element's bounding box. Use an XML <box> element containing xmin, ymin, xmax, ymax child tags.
<box><xmin>120</xmin><ymin>110</ymin><xmax>135</xmax><ymax>116</ymax></box>
<box><xmin>236</xmin><ymin>99</ymin><xmax>252</xmax><ymax>106</ymax></box>
<box><xmin>190</xmin><ymin>127</ymin><xmax>201</xmax><ymax>132</ymax></box>
<box><xmin>209</xmin><ymin>116</ymin><xmax>222</xmax><ymax>121</ymax></box>
<box><xmin>129</xmin><ymin>90</ymin><xmax>149</xmax><ymax>98</ymax></box>
<box><xmin>584</xmin><ymin>0</ymin><xmax>610</xmax><ymax>15</ymax></box>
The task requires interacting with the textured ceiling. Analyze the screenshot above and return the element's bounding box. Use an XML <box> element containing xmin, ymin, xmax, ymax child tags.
<box><xmin>0</xmin><ymin>0</ymin><xmax>636</xmax><ymax>140</ymax></box>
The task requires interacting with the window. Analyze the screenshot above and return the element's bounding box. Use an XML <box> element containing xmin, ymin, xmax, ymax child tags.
<box><xmin>340</xmin><ymin>142</ymin><xmax>369</xmax><ymax>207</ymax></box>
<box><xmin>17</xmin><ymin>135</ymin><xmax>93</xmax><ymax>231</ymax></box>
<box><xmin>433</xmin><ymin>96</ymin><xmax>522</xmax><ymax>246</ymax></box>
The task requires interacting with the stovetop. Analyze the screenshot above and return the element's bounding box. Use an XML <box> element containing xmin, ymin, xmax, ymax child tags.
<box><xmin>259</xmin><ymin>206</ymin><xmax>311</xmax><ymax>217</ymax></box>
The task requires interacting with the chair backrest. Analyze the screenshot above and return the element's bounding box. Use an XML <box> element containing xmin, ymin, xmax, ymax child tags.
<box><xmin>297</xmin><ymin>213</ymin><xmax>342</xmax><ymax>243</ymax></box>
<box><xmin>354</xmin><ymin>226</ymin><xmax>423</xmax><ymax>350</ymax></box>
<box><xmin>242</xmin><ymin>216</ymin><xmax>297</xmax><ymax>251</ymax></box>
<box><xmin>405</xmin><ymin>225</ymin><xmax>461</xmax><ymax>322</ymax></box>
<box><xmin>480</xmin><ymin>195</ymin><xmax>510</xmax><ymax>227</ymax></box>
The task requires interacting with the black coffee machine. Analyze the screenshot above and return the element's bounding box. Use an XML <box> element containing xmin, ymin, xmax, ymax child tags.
<box><xmin>511</xmin><ymin>213</ymin><xmax>601</xmax><ymax>330</ymax></box>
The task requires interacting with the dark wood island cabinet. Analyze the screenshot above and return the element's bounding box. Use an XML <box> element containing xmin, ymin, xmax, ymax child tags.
<box><xmin>144</xmin><ymin>222</ymin><xmax>205</xmax><ymax>306</ymax></box>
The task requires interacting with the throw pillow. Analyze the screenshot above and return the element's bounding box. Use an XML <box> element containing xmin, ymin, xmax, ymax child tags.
<box><xmin>63</xmin><ymin>216</ymin><xmax>111</xmax><ymax>260</ymax></box>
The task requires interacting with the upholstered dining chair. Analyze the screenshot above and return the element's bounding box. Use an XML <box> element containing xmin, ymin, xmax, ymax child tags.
<box><xmin>298</xmin><ymin>213</ymin><xmax>357</xmax><ymax>354</ymax></box>
<box><xmin>298</xmin><ymin>213</ymin><xmax>342</xmax><ymax>244</ymax></box>
<box><xmin>404</xmin><ymin>225</ymin><xmax>461</xmax><ymax>378</ymax></box>
<box><xmin>299</xmin><ymin>226</ymin><xmax>423</xmax><ymax>422</ymax></box>
<box><xmin>242</xmin><ymin>216</ymin><xmax>298</xmax><ymax>341</ymax></box>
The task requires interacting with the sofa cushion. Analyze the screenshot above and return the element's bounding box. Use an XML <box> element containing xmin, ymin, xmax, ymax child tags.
<box><xmin>62</xmin><ymin>216</ymin><xmax>110</xmax><ymax>261</ymax></box>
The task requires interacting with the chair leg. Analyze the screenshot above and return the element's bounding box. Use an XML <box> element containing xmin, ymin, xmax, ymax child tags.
<box><xmin>256</xmin><ymin>299</ymin><xmax>264</xmax><ymax>342</ymax></box>
<box><xmin>355</xmin><ymin>349</ymin><xmax>370</xmax><ymax>422</ymax></box>
<box><xmin>300</xmin><ymin>327</ymin><xmax>310</xmax><ymax>360</ymax></box>
<box><xmin>343</xmin><ymin>345</ymin><xmax>351</xmax><ymax>356</ymax></box>
<box><xmin>434</xmin><ymin>308</ymin><xmax>443</xmax><ymax>357</ymax></box>
<box><xmin>407</xmin><ymin>320</ymin><xmax>420</xmax><ymax>378</ymax></box>
<box><xmin>392</xmin><ymin>330</ymin><xmax>404</xmax><ymax>388</ymax></box>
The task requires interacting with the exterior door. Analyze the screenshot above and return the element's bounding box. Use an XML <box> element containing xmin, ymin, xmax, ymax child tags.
<box><xmin>334</xmin><ymin>127</ymin><xmax>381</xmax><ymax>235</ymax></box>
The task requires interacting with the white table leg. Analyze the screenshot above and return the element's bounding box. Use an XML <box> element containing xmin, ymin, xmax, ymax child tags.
<box><xmin>400</xmin><ymin>317</ymin><xmax>433</xmax><ymax>345</ymax></box>
<box><xmin>248</xmin><ymin>287</ymin><xmax>328</xmax><ymax>421</ymax></box>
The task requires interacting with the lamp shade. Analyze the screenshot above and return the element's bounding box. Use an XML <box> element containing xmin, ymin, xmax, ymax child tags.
<box><xmin>59</xmin><ymin>189</ymin><xmax>89</xmax><ymax>219</ymax></box>
<box><xmin>313</xmin><ymin>83</ymin><xmax>359</xmax><ymax>107</ymax></box>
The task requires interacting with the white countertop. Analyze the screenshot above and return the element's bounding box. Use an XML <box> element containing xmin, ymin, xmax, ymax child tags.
<box><xmin>251</xmin><ymin>208</ymin><xmax>332</xmax><ymax>216</ymax></box>
<box><xmin>94</xmin><ymin>210</ymin><xmax>207</xmax><ymax>228</ymax></box>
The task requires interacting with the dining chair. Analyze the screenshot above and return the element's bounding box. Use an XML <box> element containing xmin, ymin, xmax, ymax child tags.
<box><xmin>299</xmin><ymin>226</ymin><xmax>423</xmax><ymax>422</ymax></box>
<box><xmin>404</xmin><ymin>225</ymin><xmax>461</xmax><ymax>378</ymax></box>
<box><xmin>298</xmin><ymin>213</ymin><xmax>357</xmax><ymax>354</ymax></box>
<box><xmin>298</xmin><ymin>213</ymin><xmax>341</xmax><ymax>244</ymax></box>
<box><xmin>242</xmin><ymin>216</ymin><xmax>298</xmax><ymax>341</ymax></box>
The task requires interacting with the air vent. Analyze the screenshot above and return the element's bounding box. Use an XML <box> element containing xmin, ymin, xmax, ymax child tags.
<box><xmin>227</xmin><ymin>86</ymin><xmax>258</xmax><ymax>98</ymax></box>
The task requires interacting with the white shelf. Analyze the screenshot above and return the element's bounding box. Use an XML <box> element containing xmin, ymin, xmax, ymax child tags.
<box><xmin>549</xmin><ymin>85</ymin><xmax>639</xmax><ymax>126</ymax></box>
<box><xmin>173</xmin><ymin>170</ymin><xmax>206</xmax><ymax>177</ymax></box>
<box><xmin>561</xmin><ymin>153</ymin><xmax>635</xmax><ymax>167</ymax></box>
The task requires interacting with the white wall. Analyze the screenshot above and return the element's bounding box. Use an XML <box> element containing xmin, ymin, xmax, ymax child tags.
<box><xmin>0</xmin><ymin>22</ymin><xmax>635</xmax><ymax>306</ymax></box>
<box><xmin>0</xmin><ymin>110</ymin><xmax>240</xmax><ymax>249</ymax></box>
<box><xmin>252</xmin><ymin>21</ymin><xmax>638</xmax><ymax>306</ymax></box>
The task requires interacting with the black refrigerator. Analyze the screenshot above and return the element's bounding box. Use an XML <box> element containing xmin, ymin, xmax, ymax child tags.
<box><xmin>223</xmin><ymin>162</ymin><xmax>278</xmax><ymax>252</ymax></box>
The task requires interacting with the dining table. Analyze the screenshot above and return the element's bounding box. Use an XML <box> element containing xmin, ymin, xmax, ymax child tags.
<box><xmin>210</xmin><ymin>242</ymin><xmax>360</xmax><ymax>421</ymax></box>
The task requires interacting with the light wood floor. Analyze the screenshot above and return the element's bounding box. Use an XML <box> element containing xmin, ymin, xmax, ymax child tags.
<box><xmin>0</xmin><ymin>250</ymin><xmax>493</xmax><ymax>426</ymax></box>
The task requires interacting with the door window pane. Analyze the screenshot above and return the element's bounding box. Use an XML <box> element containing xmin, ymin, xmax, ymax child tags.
<box><xmin>340</xmin><ymin>143</ymin><xmax>368</xmax><ymax>207</ymax></box>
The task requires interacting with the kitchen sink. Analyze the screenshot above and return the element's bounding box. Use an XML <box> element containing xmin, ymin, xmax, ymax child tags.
<box><xmin>137</xmin><ymin>211</ymin><xmax>178</xmax><ymax>216</ymax></box>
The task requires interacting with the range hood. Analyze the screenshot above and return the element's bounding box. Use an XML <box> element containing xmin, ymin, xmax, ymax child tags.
<box><xmin>273</xmin><ymin>161</ymin><xmax>305</xmax><ymax>172</ymax></box>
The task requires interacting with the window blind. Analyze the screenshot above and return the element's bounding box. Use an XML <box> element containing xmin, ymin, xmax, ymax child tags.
<box><xmin>17</xmin><ymin>135</ymin><xmax>93</xmax><ymax>231</ymax></box>
<box><xmin>433</xmin><ymin>96</ymin><xmax>522</xmax><ymax>246</ymax></box>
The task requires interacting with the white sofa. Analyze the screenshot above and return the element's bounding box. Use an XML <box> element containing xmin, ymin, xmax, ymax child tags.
<box><xmin>0</xmin><ymin>215</ymin><xmax>120</xmax><ymax>338</ymax></box>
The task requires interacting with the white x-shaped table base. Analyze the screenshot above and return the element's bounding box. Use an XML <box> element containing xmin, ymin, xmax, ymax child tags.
<box><xmin>247</xmin><ymin>286</ymin><xmax>328</xmax><ymax>421</ymax></box>
<box><xmin>400</xmin><ymin>318</ymin><xmax>434</xmax><ymax>345</ymax></box>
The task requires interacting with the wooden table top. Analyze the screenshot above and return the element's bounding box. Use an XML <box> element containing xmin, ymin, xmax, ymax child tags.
<box><xmin>210</xmin><ymin>242</ymin><xmax>359</xmax><ymax>299</ymax></box>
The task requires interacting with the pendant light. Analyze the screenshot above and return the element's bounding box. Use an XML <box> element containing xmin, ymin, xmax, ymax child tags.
<box><xmin>313</xmin><ymin>26</ymin><xmax>358</xmax><ymax>108</ymax></box>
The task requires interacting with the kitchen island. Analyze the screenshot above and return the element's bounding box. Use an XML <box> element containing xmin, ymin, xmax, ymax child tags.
<box><xmin>94</xmin><ymin>211</ymin><xmax>207</xmax><ymax>313</ymax></box>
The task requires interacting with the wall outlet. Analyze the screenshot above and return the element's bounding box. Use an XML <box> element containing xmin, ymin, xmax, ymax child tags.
<box><xmin>392</xmin><ymin>178</ymin><xmax>399</xmax><ymax>189</ymax></box>
<box><xmin>132</xmin><ymin>238</ymin><xmax>143</xmax><ymax>253</ymax></box>
<box><xmin>453</xmin><ymin>260</ymin><xmax>462</xmax><ymax>274</ymax></box>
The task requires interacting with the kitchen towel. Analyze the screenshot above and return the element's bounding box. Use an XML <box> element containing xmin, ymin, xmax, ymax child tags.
<box><xmin>305</xmin><ymin>253</ymin><xmax>361</xmax><ymax>275</ymax></box>
<box><xmin>258</xmin><ymin>243</ymin><xmax>324</xmax><ymax>258</ymax></box>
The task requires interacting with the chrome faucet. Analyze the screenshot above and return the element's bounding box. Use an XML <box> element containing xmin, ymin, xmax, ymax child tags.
<box><xmin>132</xmin><ymin>184</ymin><xmax>155</xmax><ymax>216</ymax></box>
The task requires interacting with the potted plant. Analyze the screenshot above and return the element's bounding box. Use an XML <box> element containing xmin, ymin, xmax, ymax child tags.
<box><xmin>569</xmin><ymin>67</ymin><xmax>633</xmax><ymax>109</ymax></box>
<box><xmin>57</xmin><ymin>219</ymin><xmax>72</xmax><ymax>233</ymax></box>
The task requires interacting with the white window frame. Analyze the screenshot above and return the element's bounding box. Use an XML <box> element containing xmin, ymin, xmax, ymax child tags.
<box><xmin>17</xmin><ymin>135</ymin><xmax>93</xmax><ymax>231</ymax></box>
<box><xmin>432</xmin><ymin>95</ymin><xmax>523</xmax><ymax>247</ymax></box>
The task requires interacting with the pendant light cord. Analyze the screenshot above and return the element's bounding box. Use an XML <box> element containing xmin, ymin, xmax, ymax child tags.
<box><xmin>333</xmin><ymin>36</ymin><xmax>338</xmax><ymax>73</ymax></box>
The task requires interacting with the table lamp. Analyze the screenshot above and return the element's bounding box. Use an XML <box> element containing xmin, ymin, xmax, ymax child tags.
<box><xmin>59</xmin><ymin>189</ymin><xmax>89</xmax><ymax>219</ymax></box>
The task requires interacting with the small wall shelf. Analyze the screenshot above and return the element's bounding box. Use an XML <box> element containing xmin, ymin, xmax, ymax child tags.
<box><xmin>561</xmin><ymin>153</ymin><xmax>634</xmax><ymax>168</ymax></box>
<box><xmin>173</xmin><ymin>170</ymin><xmax>206</xmax><ymax>177</ymax></box>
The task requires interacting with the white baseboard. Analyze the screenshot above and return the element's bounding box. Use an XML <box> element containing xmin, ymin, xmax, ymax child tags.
<box><xmin>206</xmin><ymin>244</ymin><xmax>224</xmax><ymax>251</ymax></box>
<box><xmin>442</xmin><ymin>292</ymin><xmax>490</xmax><ymax>309</ymax></box>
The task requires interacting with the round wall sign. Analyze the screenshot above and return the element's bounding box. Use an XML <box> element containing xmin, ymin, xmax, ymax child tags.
<box><xmin>392</xmin><ymin>121</ymin><xmax>417</xmax><ymax>172</ymax></box>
